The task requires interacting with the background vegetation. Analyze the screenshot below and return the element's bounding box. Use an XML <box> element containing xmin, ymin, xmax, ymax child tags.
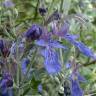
<box><xmin>0</xmin><ymin>0</ymin><xmax>96</xmax><ymax>96</ymax></box>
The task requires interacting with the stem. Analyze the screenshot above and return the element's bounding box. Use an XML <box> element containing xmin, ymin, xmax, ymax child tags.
<box><xmin>60</xmin><ymin>0</ymin><xmax>63</xmax><ymax>13</ymax></box>
<box><xmin>59</xmin><ymin>38</ymin><xmax>64</xmax><ymax>65</ymax></box>
<box><xmin>79</xmin><ymin>59</ymin><xmax>96</xmax><ymax>68</ymax></box>
<box><xmin>33</xmin><ymin>0</ymin><xmax>39</xmax><ymax>20</ymax></box>
<box><xmin>16</xmin><ymin>41</ymin><xmax>21</xmax><ymax>96</ymax></box>
<box><xmin>59</xmin><ymin>0</ymin><xmax>64</xmax><ymax>66</ymax></box>
<box><xmin>26</xmin><ymin>48</ymin><xmax>37</xmax><ymax>75</ymax></box>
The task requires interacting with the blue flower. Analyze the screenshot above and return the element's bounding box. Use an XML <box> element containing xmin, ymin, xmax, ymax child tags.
<box><xmin>25</xmin><ymin>24</ymin><xmax>42</xmax><ymax>41</ymax></box>
<box><xmin>2</xmin><ymin>73</ymin><xmax>13</xmax><ymax>87</ymax></box>
<box><xmin>64</xmin><ymin>34</ymin><xmax>79</xmax><ymax>45</ymax></box>
<box><xmin>42</xmin><ymin>48</ymin><xmax>61</xmax><ymax>74</ymax></box>
<box><xmin>0</xmin><ymin>87</ymin><xmax>8</xmax><ymax>96</ymax></box>
<box><xmin>38</xmin><ymin>84</ymin><xmax>42</xmax><ymax>93</ymax></box>
<box><xmin>18</xmin><ymin>42</ymin><xmax>25</xmax><ymax>53</ymax></box>
<box><xmin>58</xmin><ymin>21</ymin><xmax>69</xmax><ymax>37</ymax></box>
<box><xmin>0</xmin><ymin>40</ymin><xmax>10</xmax><ymax>58</ymax></box>
<box><xmin>65</xmin><ymin>62</ymin><xmax>71</xmax><ymax>69</ymax></box>
<box><xmin>35</xmin><ymin>39</ymin><xmax>47</xmax><ymax>47</ymax></box>
<box><xmin>52</xmin><ymin>10</ymin><xmax>61</xmax><ymax>20</ymax></box>
<box><xmin>77</xmin><ymin>73</ymin><xmax>86</xmax><ymax>83</ymax></box>
<box><xmin>39</xmin><ymin>7</ymin><xmax>47</xmax><ymax>16</ymax></box>
<box><xmin>0</xmin><ymin>73</ymin><xmax>13</xmax><ymax>96</ymax></box>
<box><xmin>35</xmin><ymin>39</ymin><xmax>67</xmax><ymax>49</ymax></box>
<box><xmin>10</xmin><ymin>41</ymin><xmax>25</xmax><ymax>56</ymax></box>
<box><xmin>21</xmin><ymin>58</ymin><xmax>30</xmax><ymax>74</ymax></box>
<box><xmin>0</xmin><ymin>40</ymin><xmax>4</xmax><ymax>53</ymax></box>
<box><xmin>71</xmin><ymin>79</ymin><xmax>84</xmax><ymax>96</ymax></box>
<box><xmin>52</xmin><ymin>21</ymin><xmax>69</xmax><ymax>37</ymax></box>
<box><xmin>10</xmin><ymin>42</ymin><xmax>16</xmax><ymax>55</ymax></box>
<box><xmin>7</xmin><ymin>88</ymin><xmax>14</xmax><ymax>96</ymax></box>
<box><xmin>35</xmin><ymin>31</ymin><xmax>67</xmax><ymax>74</ymax></box>
<box><xmin>69</xmin><ymin>65</ymin><xmax>86</xmax><ymax>96</ymax></box>
<box><xmin>75</xmin><ymin>42</ymin><xmax>95</xmax><ymax>59</ymax></box>
<box><xmin>3</xmin><ymin>0</ymin><xmax>14</xmax><ymax>8</ymax></box>
<box><xmin>46</xmin><ymin>10</ymin><xmax>60</xmax><ymax>24</ymax></box>
<box><xmin>64</xmin><ymin>34</ymin><xmax>95</xmax><ymax>59</ymax></box>
<box><xmin>70</xmin><ymin>71</ymin><xmax>86</xmax><ymax>83</ymax></box>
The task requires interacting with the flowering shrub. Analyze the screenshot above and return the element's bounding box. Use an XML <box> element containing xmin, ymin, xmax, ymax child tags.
<box><xmin>0</xmin><ymin>0</ymin><xmax>96</xmax><ymax>96</ymax></box>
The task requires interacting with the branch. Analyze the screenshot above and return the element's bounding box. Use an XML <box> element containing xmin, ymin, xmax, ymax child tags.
<box><xmin>78</xmin><ymin>59</ymin><xmax>96</xmax><ymax>68</ymax></box>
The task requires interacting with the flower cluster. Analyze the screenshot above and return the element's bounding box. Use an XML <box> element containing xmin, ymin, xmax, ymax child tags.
<box><xmin>67</xmin><ymin>59</ymin><xmax>86</xmax><ymax>96</ymax></box>
<box><xmin>0</xmin><ymin>73</ymin><xmax>13</xmax><ymax>95</ymax></box>
<box><xmin>0</xmin><ymin>0</ymin><xmax>96</xmax><ymax>95</ymax></box>
<box><xmin>0</xmin><ymin>20</ymin><xmax>95</xmax><ymax>95</ymax></box>
<box><xmin>0</xmin><ymin>4</ymin><xmax>96</xmax><ymax>95</ymax></box>
<box><xmin>25</xmin><ymin>24</ymin><xmax>42</xmax><ymax>41</ymax></box>
<box><xmin>0</xmin><ymin>39</ymin><xmax>10</xmax><ymax>58</ymax></box>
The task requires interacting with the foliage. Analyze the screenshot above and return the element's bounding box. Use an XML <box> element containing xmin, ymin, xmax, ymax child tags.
<box><xmin>0</xmin><ymin>0</ymin><xmax>96</xmax><ymax>96</ymax></box>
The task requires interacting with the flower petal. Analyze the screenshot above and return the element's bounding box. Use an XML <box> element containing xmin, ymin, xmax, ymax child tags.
<box><xmin>58</xmin><ymin>21</ymin><xmax>69</xmax><ymax>37</ymax></box>
<box><xmin>35</xmin><ymin>39</ymin><xmax>47</xmax><ymax>47</ymax></box>
<box><xmin>64</xmin><ymin>34</ymin><xmax>79</xmax><ymax>45</ymax></box>
<box><xmin>71</xmin><ymin>79</ymin><xmax>84</xmax><ymax>96</ymax></box>
<box><xmin>10</xmin><ymin>42</ymin><xmax>16</xmax><ymax>55</ymax></box>
<box><xmin>38</xmin><ymin>84</ymin><xmax>43</xmax><ymax>93</ymax></box>
<box><xmin>77</xmin><ymin>73</ymin><xmax>87</xmax><ymax>83</ymax></box>
<box><xmin>76</xmin><ymin>42</ymin><xmax>95</xmax><ymax>59</ymax></box>
<box><xmin>3</xmin><ymin>0</ymin><xmax>14</xmax><ymax>8</ymax></box>
<box><xmin>66</xmin><ymin>62</ymin><xmax>71</xmax><ymax>69</ymax></box>
<box><xmin>25</xmin><ymin>24</ymin><xmax>42</xmax><ymax>40</ymax></box>
<box><xmin>21</xmin><ymin>58</ymin><xmax>30</xmax><ymax>74</ymax></box>
<box><xmin>0</xmin><ymin>40</ymin><xmax>4</xmax><ymax>51</ymax></box>
<box><xmin>42</xmin><ymin>49</ymin><xmax>61</xmax><ymax>74</ymax></box>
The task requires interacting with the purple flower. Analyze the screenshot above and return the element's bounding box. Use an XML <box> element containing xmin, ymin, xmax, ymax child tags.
<box><xmin>3</xmin><ymin>0</ymin><xmax>14</xmax><ymax>8</ymax></box>
<box><xmin>0</xmin><ymin>73</ymin><xmax>13</xmax><ymax>95</ymax></box>
<box><xmin>38</xmin><ymin>84</ymin><xmax>42</xmax><ymax>93</ymax></box>
<box><xmin>7</xmin><ymin>88</ymin><xmax>14</xmax><ymax>96</ymax></box>
<box><xmin>39</xmin><ymin>7</ymin><xmax>47</xmax><ymax>16</ymax></box>
<box><xmin>0</xmin><ymin>40</ymin><xmax>10</xmax><ymax>58</ymax></box>
<box><xmin>75</xmin><ymin>42</ymin><xmax>95</xmax><ymax>59</ymax></box>
<box><xmin>77</xmin><ymin>73</ymin><xmax>86</xmax><ymax>83</ymax></box>
<box><xmin>35</xmin><ymin>39</ymin><xmax>67</xmax><ymax>49</ymax></box>
<box><xmin>42</xmin><ymin>48</ymin><xmax>61</xmax><ymax>74</ymax></box>
<box><xmin>10</xmin><ymin>42</ymin><xmax>16</xmax><ymax>55</ymax></box>
<box><xmin>64</xmin><ymin>34</ymin><xmax>79</xmax><ymax>45</ymax></box>
<box><xmin>21</xmin><ymin>58</ymin><xmax>30</xmax><ymax>74</ymax></box>
<box><xmin>25</xmin><ymin>24</ymin><xmax>42</xmax><ymax>41</ymax></box>
<box><xmin>2</xmin><ymin>73</ymin><xmax>13</xmax><ymax>87</ymax></box>
<box><xmin>58</xmin><ymin>21</ymin><xmax>69</xmax><ymax>37</ymax></box>
<box><xmin>71</xmin><ymin>71</ymin><xmax>86</xmax><ymax>83</ymax></box>
<box><xmin>0</xmin><ymin>40</ymin><xmax>4</xmax><ymax>52</ymax></box>
<box><xmin>66</xmin><ymin>62</ymin><xmax>71</xmax><ymax>69</ymax></box>
<box><xmin>18</xmin><ymin>42</ymin><xmax>25</xmax><ymax>53</ymax></box>
<box><xmin>64</xmin><ymin>34</ymin><xmax>95</xmax><ymax>59</ymax></box>
<box><xmin>35</xmin><ymin>30</ymin><xmax>66</xmax><ymax>74</ymax></box>
<box><xmin>10</xmin><ymin>41</ymin><xmax>25</xmax><ymax>57</ymax></box>
<box><xmin>18</xmin><ymin>42</ymin><xmax>24</xmax><ymax>51</ymax></box>
<box><xmin>71</xmin><ymin>79</ymin><xmax>84</xmax><ymax>96</ymax></box>
<box><xmin>45</xmin><ymin>10</ymin><xmax>61</xmax><ymax>24</ymax></box>
<box><xmin>35</xmin><ymin>39</ymin><xmax>47</xmax><ymax>47</ymax></box>
<box><xmin>68</xmin><ymin>61</ymin><xmax>86</xmax><ymax>96</ymax></box>
<box><xmin>52</xmin><ymin>10</ymin><xmax>61</xmax><ymax>20</ymax></box>
<box><xmin>0</xmin><ymin>88</ymin><xmax>8</xmax><ymax>96</ymax></box>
